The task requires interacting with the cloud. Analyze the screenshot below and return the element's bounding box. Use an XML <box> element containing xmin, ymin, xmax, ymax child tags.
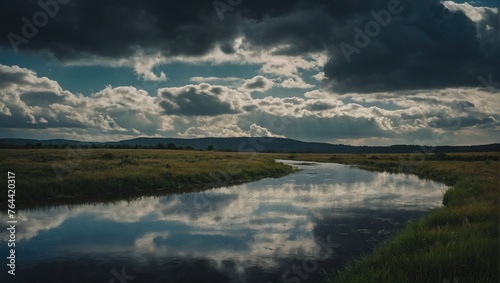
<box><xmin>0</xmin><ymin>65</ymin><xmax>90</xmax><ymax>128</ymax></box>
<box><xmin>0</xmin><ymin>64</ymin><xmax>171</xmax><ymax>139</ymax></box>
<box><xmin>190</xmin><ymin>76</ymin><xmax>246</xmax><ymax>88</ymax></box>
<box><xmin>312</xmin><ymin>72</ymin><xmax>325</xmax><ymax>82</ymax></box>
<box><xmin>132</xmin><ymin>52</ymin><xmax>167</xmax><ymax>81</ymax></box>
<box><xmin>0</xmin><ymin>64</ymin><xmax>61</xmax><ymax>92</ymax></box>
<box><xmin>238</xmin><ymin>76</ymin><xmax>274</xmax><ymax>93</ymax></box>
<box><xmin>176</xmin><ymin>116</ymin><xmax>284</xmax><ymax>138</ymax></box>
<box><xmin>278</xmin><ymin>75</ymin><xmax>315</xmax><ymax>89</ymax></box>
<box><xmin>341</xmin><ymin>88</ymin><xmax>500</xmax><ymax>144</ymax></box>
<box><xmin>442</xmin><ymin>1</ymin><xmax>497</xmax><ymax>22</ymax></box>
<box><xmin>430</xmin><ymin>116</ymin><xmax>495</xmax><ymax>129</ymax></box>
<box><xmin>248</xmin><ymin>123</ymin><xmax>284</xmax><ymax>137</ymax></box>
<box><xmin>157</xmin><ymin>83</ymin><xmax>252</xmax><ymax>116</ymax></box>
<box><xmin>91</xmin><ymin>85</ymin><xmax>172</xmax><ymax>134</ymax></box>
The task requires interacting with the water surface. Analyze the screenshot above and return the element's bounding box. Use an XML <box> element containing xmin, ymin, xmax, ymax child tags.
<box><xmin>0</xmin><ymin>160</ymin><xmax>447</xmax><ymax>282</ymax></box>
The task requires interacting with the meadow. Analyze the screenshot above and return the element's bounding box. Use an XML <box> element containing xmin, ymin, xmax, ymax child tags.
<box><xmin>0</xmin><ymin>148</ymin><xmax>295</xmax><ymax>204</ymax></box>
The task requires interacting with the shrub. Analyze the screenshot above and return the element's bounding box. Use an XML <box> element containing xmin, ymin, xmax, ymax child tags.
<box><xmin>120</xmin><ymin>155</ymin><xmax>137</xmax><ymax>165</ymax></box>
<box><xmin>100</xmin><ymin>153</ymin><xmax>115</xmax><ymax>160</ymax></box>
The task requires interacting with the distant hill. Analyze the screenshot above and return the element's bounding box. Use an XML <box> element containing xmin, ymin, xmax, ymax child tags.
<box><xmin>0</xmin><ymin>137</ymin><xmax>498</xmax><ymax>153</ymax></box>
<box><xmin>0</xmin><ymin>138</ymin><xmax>85</xmax><ymax>146</ymax></box>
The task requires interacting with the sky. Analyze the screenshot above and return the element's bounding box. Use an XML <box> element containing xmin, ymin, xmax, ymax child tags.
<box><xmin>0</xmin><ymin>0</ymin><xmax>498</xmax><ymax>146</ymax></box>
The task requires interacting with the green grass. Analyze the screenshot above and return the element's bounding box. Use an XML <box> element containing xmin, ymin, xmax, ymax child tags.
<box><xmin>0</xmin><ymin>149</ymin><xmax>295</xmax><ymax>203</ymax></box>
<box><xmin>283</xmin><ymin>153</ymin><xmax>499</xmax><ymax>283</ymax></box>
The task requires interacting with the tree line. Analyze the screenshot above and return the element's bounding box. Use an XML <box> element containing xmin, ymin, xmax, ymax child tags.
<box><xmin>0</xmin><ymin>142</ymin><xmax>224</xmax><ymax>151</ymax></box>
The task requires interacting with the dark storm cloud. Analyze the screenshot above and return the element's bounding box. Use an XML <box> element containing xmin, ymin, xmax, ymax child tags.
<box><xmin>323</xmin><ymin>0</ymin><xmax>499</xmax><ymax>93</ymax></box>
<box><xmin>243</xmin><ymin>77</ymin><xmax>267</xmax><ymax>89</ymax></box>
<box><xmin>21</xmin><ymin>91</ymin><xmax>63</xmax><ymax>107</ymax></box>
<box><xmin>304</xmin><ymin>101</ymin><xmax>336</xmax><ymax>112</ymax></box>
<box><xmin>0</xmin><ymin>67</ymin><xmax>54</xmax><ymax>90</ymax></box>
<box><xmin>0</xmin><ymin>0</ymin><xmax>325</xmax><ymax>58</ymax></box>
<box><xmin>157</xmin><ymin>84</ymin><xmax>248</xmax><ymax>116</ymax></box>
<box><xmin>430</xmin><ymin>116</ymin><xmax>497</xmax><ymax>129</ymax></box>
<box><xmin>240</xmin><ymin>76</ymin><xmax>273</xmax><ymax>92</ymax></box>
<box><xmin>241</xmin><ymin>7</ymin><xmax>335</xmax><ymax>55</ymax></box>
<box><xmin>0</xmin><ymin>0</ymin><xmax>238</xmax><ymax>59</ymax></box>
<box><xmin>0</xmin><ymin>70</ymin><xmax>32</xmax><ymax>88</ymax></box>
<box><xmin>242</xmin><ymin>0</ymin><xmax>498</xmax><ymax>93</ymax></box>
<box><xmin>1</xmin><ymin>0</ymin><xmax>498</xmax><ymax>93</ymax></box>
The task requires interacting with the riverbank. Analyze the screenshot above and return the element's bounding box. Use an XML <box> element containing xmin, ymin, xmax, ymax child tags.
<box><xmin>0</xmin><ymin>149</ymin><xmax>295</xmax><ymax>205</ymax></box>
<box><xmin>282</xmin><ymin>152</ymin><xmax>498</xmax><ymax>282</ymax></box>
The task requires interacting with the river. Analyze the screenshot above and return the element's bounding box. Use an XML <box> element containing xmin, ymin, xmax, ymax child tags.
<box><xmin>0</xmin><ymin>160</ymin><xmax>447</xmax><ymax>282</ymax></box>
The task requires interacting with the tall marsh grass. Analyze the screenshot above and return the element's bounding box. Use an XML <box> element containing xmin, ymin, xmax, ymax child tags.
<box><xmin>313</xmin><ymin>152</ymin><xmax>499</xmax><ymax>282</ymax></box>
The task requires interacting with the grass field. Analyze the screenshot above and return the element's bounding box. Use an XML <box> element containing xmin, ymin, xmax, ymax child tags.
<box><xmin>280</xmin><ymin>152</ymin><xmax>499</xmax><ymax>283</ymax></box>
<box><xmin>0</xmin><ymin>148</ymin><xmax>295</xmax><ymax>203</ymax></box>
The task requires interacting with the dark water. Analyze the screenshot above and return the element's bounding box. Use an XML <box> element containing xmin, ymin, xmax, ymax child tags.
<box><xmin>0</xmin><ymin>160</ymin><xmax>447</xmax><ymax>283</ymax></box>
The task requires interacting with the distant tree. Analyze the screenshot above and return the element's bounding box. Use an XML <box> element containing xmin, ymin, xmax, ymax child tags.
<box><xmin>156</xmin><ymin>143</ymin><xmax>165</xmax><ymax>149</ymax></box>
<box><xmin>207</xmin><ymin>144</ymin><xmax>215</xmax><ymax>151</ymax></box>
<box><xmin>167</xmin><ymin>143</ymin><xmax>176</xmax><ymax>150</ymax></box>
